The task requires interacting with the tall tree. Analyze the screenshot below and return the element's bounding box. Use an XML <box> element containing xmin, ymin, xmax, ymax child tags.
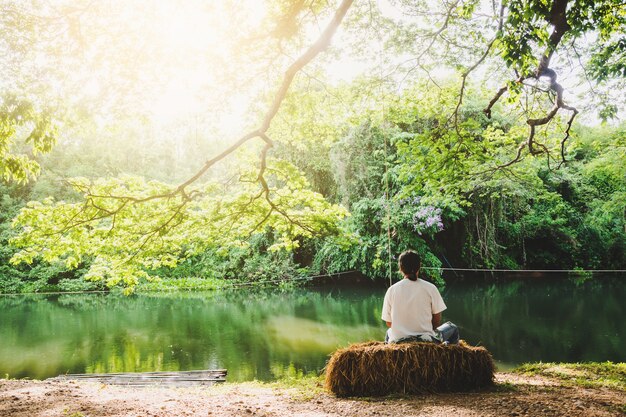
<box><xmin>4</xmin><ymin>0</ymin><xmax>625</xmax><ymax>289</ymax></box>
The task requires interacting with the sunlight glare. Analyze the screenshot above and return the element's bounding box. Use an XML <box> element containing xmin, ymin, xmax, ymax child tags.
<box><xmin>142</xmin><ymin>1</ymin><xmax>267</xmax><ymax>133</ymax></box>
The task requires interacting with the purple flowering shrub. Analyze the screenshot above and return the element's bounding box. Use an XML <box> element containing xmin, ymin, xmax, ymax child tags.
<box><xmin>412</xmin><ymin>205</ymin><xmax>444</xmax><ymax>235</ymax></box>
<box><xmin>398</xmin><ymin>196</ymin><xmax>444</xmax><ymax>236</ymax></box>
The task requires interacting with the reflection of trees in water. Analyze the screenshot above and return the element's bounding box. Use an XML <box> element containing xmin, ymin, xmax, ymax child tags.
<box><xmin>0</xmin><ymin>288</ymin><xmax>386</xmax><ymax>381</ymax></box>
<box><xmin>4</xmin><ymin>281</ymin><xmax>621</xmax><ymax>381</ymax></box>
<box><xmin>444</xmin><ymin>278</ymin><xmax>626</xmax><ymax>365</ymax></box>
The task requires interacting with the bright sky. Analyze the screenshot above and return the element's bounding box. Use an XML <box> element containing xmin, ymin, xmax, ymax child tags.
<box><xmin>48</xmin><ymin>0</ymin><xmax>272</xmax><ymax>138</ymax></box>
<box><xmin>6</xmin><ymin>0</ymin><xmax>619</xmax><ymax>140</ymax></box>
<box><xmin>144</xmin><ymin>2</ymin><xmax>238</xmax><ymax>126</ymax></box>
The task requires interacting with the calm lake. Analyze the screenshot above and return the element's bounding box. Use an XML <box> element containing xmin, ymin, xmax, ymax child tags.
<box><xmin>1</xmin><ymin>276</ymin><xmax>624</xmax><ymax>381</ymax></box>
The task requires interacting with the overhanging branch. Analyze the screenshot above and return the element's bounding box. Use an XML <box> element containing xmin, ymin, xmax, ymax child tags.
<box><xmin>483</xmin><ymin>0</ymin><xmax>578</xmax><ymax>171</ymax></box>
<box><xmin>76</xmin><ymin>0</ymin><xmax>354</xmax><ymax>227</ymax></box>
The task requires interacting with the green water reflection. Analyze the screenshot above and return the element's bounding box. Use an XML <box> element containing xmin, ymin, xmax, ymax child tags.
<box><xmin>442</xmin><ymin>277</ymin><xmax>626</xmax><ymax>368</ymax></box>
<box><xmin>0</xmin><ymin>289</ymin><xmax>384</xmax><ymax>381</ymax></box>
<box><xmin>0</xmin><ymin>278</ymin><xmax>624</xmax><ymax>381</ymax></box>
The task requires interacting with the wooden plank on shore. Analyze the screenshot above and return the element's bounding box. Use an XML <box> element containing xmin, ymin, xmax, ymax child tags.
<box><xmin>50</xmin><ymin>369</ymin><xmax>227</xmax><ymax>386</ymax></box>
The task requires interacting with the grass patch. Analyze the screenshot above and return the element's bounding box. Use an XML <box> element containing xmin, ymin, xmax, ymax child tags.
<box><xmin>513</xmin><ymin>362</ymin><xmax>626</xmax><ymax>390</ymax></box>
<box><xmin>248</xmin><ymin>374</ymin><xmax>325</xmax><ymax>401</ymax></box>
<box><xmin>208</xmin><ymin>374</ymin><xmax>325</xmax><ymax>401</ymax></box>
<box><xmin>269</xmin><ymin>374</ymin><xmax>326</xmax><ymax>400</ymax></box>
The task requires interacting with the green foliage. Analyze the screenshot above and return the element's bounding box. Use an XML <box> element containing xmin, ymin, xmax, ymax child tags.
<box><xmin>269</xmin><ymin>81</ymin><xmax>358</xmax><ymax>198</ymax></box>
<box><xmin>379</xmin><ymin>82</ymin><xmax>626</xmax><ymax>270</ymax></box>
<box><xmin>390</xmin><ymin>84</ymin><xmax>538</xmax><ymax>210</ymax></box>
<box><xmin>136</xmin><ymin>276</ymin><xmax>221</xmax><ymax>292</ymax></box>
<box><xmin>498</xmin><ymin>2</ymin><xmax>546</xmax><ymax>75</ymax></box>
<box><xmin>57</xmin><ymin>276</ymin><xmax>104</xmax><ymax>292</ymax></box>
<box><xmin>589</xmin><ymin>37</ymin><xmax>626</xmax><ymax>81</ymax></box>
<box><xmin>0</xmin><ymin>132</ymin><xmax>89</xmax><ymax>294</ymax></box>
<box><xmin>3</xmin><ymin>80</ymin><xmax>625</xmax><ymax>294</ymax></box>
<box><xmin>460</xmin><ymin>125</ymin><xmax>626</xmax><ymax>269</ymax></box>
<box><xmin>514</xmin><ymin>362</ymin><xmax>626</xmax><ymax>390</ymax></box>
<box><xmin>151</xmin><ymin>230</ymin><xmax>309</xmax><ymax>287</ymax></box>
<box><xmin>1</xmin><ymin>182</ymin><xmax>94</xmax><ymax>294</ymax></box>
<box><xmin>0</xmin><ymin>95</ymin><xmax>57</xmax><ymax>184</ymax></box>
<box><xmin>311</xmin><ymin>118</ymin><xmax>446</xmax><ymax>285</ymax></box>
<box><xmin>9</xmin><ymin>161</ymin><xmax>348</xmax><ymax>292</ymax></box>
<box><xmin>280</xmin><ymin>81</ymin><xmax>625</xmax><ymax>279</ymax></box>
<box><xmin>330</xmin><ymin>121</ymin><xmax>391</xmax><ymax>208</ymax></box>
<box><xmin>313</xmin><ymin>196</ymin><xmax>445</xmax><ymax>285</ymax></box>
<box><xmin>498</xmin><ymin>0</ymin><xmax>626</xmax><ymax>78</ymax></box>
<box><xmin>2</xmin><ymin>0</ymin><xmax>626</xmax><ymax>293</ymax></box>
<box><xmin>211</xmin><ymin>231</ymin><xmax>308</xmax><ymax>283</ymax></box>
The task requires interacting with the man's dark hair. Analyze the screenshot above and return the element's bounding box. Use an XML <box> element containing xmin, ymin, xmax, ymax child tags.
<box><xmin>398</xmin><ymin>250</ymin><xmax>421</xmax><ymax>281</ymax></box>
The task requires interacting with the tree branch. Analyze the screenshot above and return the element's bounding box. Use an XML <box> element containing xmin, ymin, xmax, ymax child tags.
<box><xmin>483</xmin><ymin>0</ymin><xmax>578</xmax><ymax>171</ymax></box>
<box><xmin>484</xmin><ymin>84</ymin><xmax>511</xmax><ymax>118</ymax></box>
<box><xmin>453</xmin><ymin>1</ymin><xmax>505</xmax><ymax>127</ymax></box>
<box><xmin>61</xmin><ymin>0</ymin><xmax>354</xmax><ymax>239</ymax></box>
<box><xmin>389</xmin><ymin>0</ymin><xmax>461</xmax><ymax>83</ymax></box>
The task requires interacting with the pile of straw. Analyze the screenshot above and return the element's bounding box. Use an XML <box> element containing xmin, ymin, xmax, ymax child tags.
<box><xmin>324</xmin><ymin>341</ymin><xmax>495</xmax><ymax>397</ymax></box>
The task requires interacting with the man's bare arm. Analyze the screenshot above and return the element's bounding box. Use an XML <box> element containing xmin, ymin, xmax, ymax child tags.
<box><xmin>432</xmin><ymin>312</ymin><xmax>442</xmax><ymax>329</ymax></box>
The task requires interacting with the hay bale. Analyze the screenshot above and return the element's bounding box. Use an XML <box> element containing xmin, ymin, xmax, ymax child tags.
<box><xmin>324</xmin><ymin>341</ymin><xmax>495</xmax><ymax>397</ymax></box>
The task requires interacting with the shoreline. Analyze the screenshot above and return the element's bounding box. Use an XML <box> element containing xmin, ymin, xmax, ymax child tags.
<box><xmin>3</xmin><ymin>270</ymin><xmax>625</xmax><ymax>297</ymax></box>
<box><xmin>2</xmin><ymin>367</ymin><xmax>624</xmax><ymax>417</ymax></box>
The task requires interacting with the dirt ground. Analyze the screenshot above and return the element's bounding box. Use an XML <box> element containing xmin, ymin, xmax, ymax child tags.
<box><xmin>1</xmin><ymin>373</ymin><xmax>624</xmax><ymax>417</ymax></box>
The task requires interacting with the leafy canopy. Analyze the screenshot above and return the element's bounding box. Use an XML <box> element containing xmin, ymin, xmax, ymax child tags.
<box><xmin>2</xmin><ymin>0</ymin><xmax>626</xmax><ymax>290</ymax></box>
<box><xmin>10</xmin><ymin>161</ymin><xmax>347</xmax><ymax>293</ymax></box>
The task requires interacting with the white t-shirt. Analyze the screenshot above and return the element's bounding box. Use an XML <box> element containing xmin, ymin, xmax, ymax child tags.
<box><xmin>381</xmin><ymin>278</ymin><xmax>447</xmax><ymax>342</ymax></box>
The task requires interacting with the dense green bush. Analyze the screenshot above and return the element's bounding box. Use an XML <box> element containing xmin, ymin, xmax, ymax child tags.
<box><xmin>458</xmin><ymin>126</ymin><xmax>626</xmax><ymax>270</ymax></box>
<box><xmin>0</xmin><ymin>184</ymin><xmax>98</xmax><ymax>293</ymax></box>
<box><xmin>153</xmin><ymin>230</ymin><xmax>307</xmax><ymax>284</ymax></box>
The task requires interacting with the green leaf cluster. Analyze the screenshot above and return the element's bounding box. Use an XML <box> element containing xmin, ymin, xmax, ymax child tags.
<box><xmin>9</xmin><ymin>160</ymin><xmax>348</xmax><ymax>293</ymax></box>
<box><xmin>0</xmin><ymin>95</ymin><xmax>57</xmax><ymax>184</ymax></box>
